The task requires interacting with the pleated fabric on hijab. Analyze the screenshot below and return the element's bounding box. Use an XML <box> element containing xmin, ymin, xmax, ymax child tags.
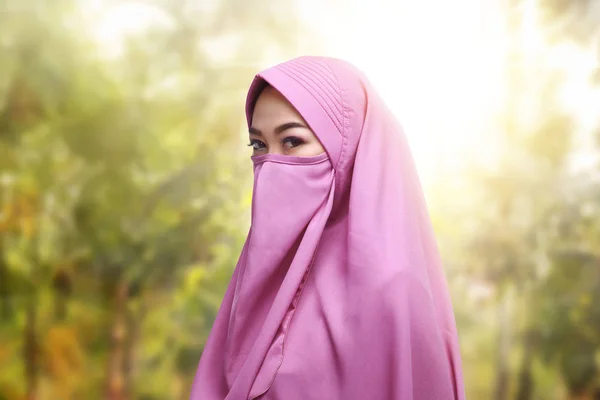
<box><xmin>190</xmin><ymin>56</ymin><xmax>466</xmax><ymax>400</ymax></box>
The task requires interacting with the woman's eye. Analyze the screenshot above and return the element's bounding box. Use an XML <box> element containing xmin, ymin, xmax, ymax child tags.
<box><xmin>248</xmin><ymin>139</ymin><xmax>266</xmax><ymax>151</ymax></box>
<box><xmin>282</xmin><ymin>136</ymin><xmax>305</xmax><ymax>149</ymax></box>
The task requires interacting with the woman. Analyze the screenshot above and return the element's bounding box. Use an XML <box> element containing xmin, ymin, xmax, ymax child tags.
<box><xmin>190</xmin><ymin>56</ymin><xmax>466</xmax><ymax>400</ymax></box>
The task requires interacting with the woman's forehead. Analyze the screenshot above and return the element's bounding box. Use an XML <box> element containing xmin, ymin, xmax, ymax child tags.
<box><xmin>252</xmin><ymin>88</ymin><xmax>309</xmax><ymax>127</ymax></box>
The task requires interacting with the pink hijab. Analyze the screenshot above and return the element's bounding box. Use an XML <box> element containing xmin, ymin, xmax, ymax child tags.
<box><xmin>190</xmin><ymin>56</ymin><xmax>465</xmax><ymax>400</ymax></box>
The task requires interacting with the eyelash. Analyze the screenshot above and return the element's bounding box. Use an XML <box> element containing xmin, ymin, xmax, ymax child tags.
<box><xmin>248</xmin><ymin>139</ymin><xmax>266</xmax><ymax>150</ymax></box>
<box><xmin>248</xmin><ymin>137</ymin><xmax>305</xmax><ymax>150</ymax></box>
<box><xmin>282</xmin><ymin>136</ymin><xmax>305</xmax><ymax>148</ymax></box>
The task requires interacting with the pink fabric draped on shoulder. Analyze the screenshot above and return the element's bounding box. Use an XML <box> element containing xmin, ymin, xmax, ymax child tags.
<box><xmin>190</xmin><ymin>56</ymin><xmax>466</xmax><ymax>400</ymax></box>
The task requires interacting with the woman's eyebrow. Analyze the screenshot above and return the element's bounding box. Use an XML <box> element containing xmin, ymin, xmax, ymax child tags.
<box><xmin>249</xmin><ymin>122</ymin><xmax>308</xmax><ymax>136</ymax></box>
<box><xmin>274</xmin><ymin>122</ymin><xmax>307</xmax><ymax>134</ymax></box>
<box><xmin>249</xmin><ymin>127</ymin><xmax>262</xmax><ymax>136</ymax></box>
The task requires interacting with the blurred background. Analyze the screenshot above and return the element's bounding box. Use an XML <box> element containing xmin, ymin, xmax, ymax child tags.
<box><xmin>0</xmin><ymin>0</ymin><xmax>598</xmax><ymax>399</ymax></box>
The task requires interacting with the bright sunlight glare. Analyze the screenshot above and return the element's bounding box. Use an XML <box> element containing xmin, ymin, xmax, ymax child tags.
<box><xmin>303</xmin><ymin>0</ymin><xmax>599</xmax><ymax>185</ymax></box>
<box><xmin>300</xmin><ymin>0</ymin><xmax>510</xmax><ymax>183</ymax></box>
<box><xmin>89</xmin><ymin>0</ymin><xmax>599</xmax><ymax>185</ymax></box>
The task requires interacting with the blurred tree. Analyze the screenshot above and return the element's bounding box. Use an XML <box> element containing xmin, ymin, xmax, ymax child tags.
<box><xmin>539</xmin><ymin>0</ymin><xmax>600</xmax><ymax>44</ymax></box>
<box><xmin>535</xmin><ymin>0</ymin><xmax>600</xmax><ymax>397</ymax></box>
<box><xmin>465</xmin><ymin>72</ymin><xmax>574</xmax><ymax>400</ymax></box>
<box><xmin>540</xmin><ymin>0</ymin><xmax>600</xmax><ymax>84</ymax></box>
<box><xmin>535</xmin><ymin>176</ymin><xmax>600</xmax><ymax>397</ymax></box>
<box><xmin>0</xmin><ymin>0</ymin><xmax>313</xmax><ymax>399</ymax></box>
<box><xmin>458</xmin><ymin>1</ymin><xmax>579</xmax><ymax>399</ymax></box>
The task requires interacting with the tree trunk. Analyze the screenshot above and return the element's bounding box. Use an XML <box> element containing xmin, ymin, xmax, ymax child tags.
<box><xmin>493</xmin><ymin>292</ymin><xmax>512</xmax><ymax>400</ymax></box>
<box><xmin>105</xmin><ymin>281</ymin><xmax>128</xmax><ymax>400</ymax></box>
<box><xmin>515</xmin><ymin>330</ymin><xmax>535</xmax><ymax>400</ymax></box>
<box><xmin>0</xmin><ymin>237</ymin><xmax>12</xmax><ymax>321</ymax></box>
<box><xmin>53</xmin><ymin>291</ymin><xmax>68</xmax><ymax>321</ymax></box>
<box><xmin>52</xmin><ymin>269</ymin><xmax>71</xmax><ymax>321</ymax></box>
<box><xmin>0</xmin><ymin>258</ymin><xmax>11</xmax><ymax>321</ymax></box>
<box><xmin>23</xmin><ymin>298</ymin><xmax>39</xmax><ymax>400</ymax></box>
<box><xmin>123</xmin><ymin>298</ymin><xmax>146</xmax><ymax>398</ymax></box>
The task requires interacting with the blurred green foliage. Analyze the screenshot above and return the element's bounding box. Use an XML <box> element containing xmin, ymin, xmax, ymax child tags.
<box><xmin>0</xmin><ymin>0</ymin><xmax>598</xmax><ymax>400</ymax></box>
<box><xmin>0</xmin><ymin>0</ymin><xmax>302</xmax><ymax>398</ymax></box>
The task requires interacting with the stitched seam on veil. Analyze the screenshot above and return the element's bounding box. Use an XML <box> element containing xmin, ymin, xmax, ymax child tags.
<box><xmin>276</xmin><ymin>67</ymin><xmax>343</xmax><ymax>131</ymax></box>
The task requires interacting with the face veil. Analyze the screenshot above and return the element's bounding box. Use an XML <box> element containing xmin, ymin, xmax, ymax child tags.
<box><xmin>224</xmin><ymin>152</ymin><xmax>334</xmax><ymax>393</ymax></box>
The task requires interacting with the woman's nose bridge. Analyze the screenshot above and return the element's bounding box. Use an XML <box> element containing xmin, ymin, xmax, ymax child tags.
<box><xmin>266</xmin><ymin>139</ymin><xmax>283</xmax><ymax>155</ymax></box>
